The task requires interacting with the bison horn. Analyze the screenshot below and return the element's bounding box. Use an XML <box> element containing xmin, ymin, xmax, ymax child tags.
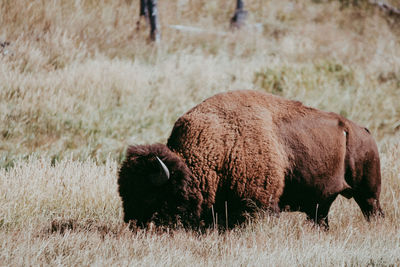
<box><xmin>151</xmin><ymin>156</ymin><xmax>170</xmax><ymax>186</ymax></box>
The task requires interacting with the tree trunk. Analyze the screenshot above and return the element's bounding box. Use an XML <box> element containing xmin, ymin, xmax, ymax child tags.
<box><xmin>136</xmin><ymin>0</ymin><xmax>148</xmax><ymax>30</ymax></box>
<box><xmin>369</xmin><ymin>0</ymin><xmax>400</xmax><ymax>17</ymax></box>
<box><xmin>230</xmin><ymin>0</ymin><xmax>247</xmax><ymax>29</ymax></box>
<box><xmin>140</xmin><ymin>0</ymin><xmax>148</xmax><ymax>17</ymax></box>
<box><xmin>147</xmin><ymin>0</ymin><xmax>161</xmax><ymax>42</ymax></box>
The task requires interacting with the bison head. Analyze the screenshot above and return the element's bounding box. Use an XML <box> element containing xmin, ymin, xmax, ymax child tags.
<box><xmin>117</xmin><ymin>144</ymin><xmax>198</xmax><ymax>227</ymax></box>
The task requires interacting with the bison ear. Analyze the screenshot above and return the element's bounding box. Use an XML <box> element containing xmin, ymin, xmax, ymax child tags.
<box><xmin>150</xmin><ymin>156</ymin><xmax>170</xmax><ymax>186</ymax></box>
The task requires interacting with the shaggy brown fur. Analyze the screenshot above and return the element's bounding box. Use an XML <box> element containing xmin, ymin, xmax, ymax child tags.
<box><xmin>118</xmin><ymin>90</ymin><xmax>383</xmax><ymax>229</ymax></box>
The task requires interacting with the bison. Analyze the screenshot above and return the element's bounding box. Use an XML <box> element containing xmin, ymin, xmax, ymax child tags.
<box><xmin>118</xmin><ymin>90</ymin><xmax>384</xmax><ymax>229</ymax></box>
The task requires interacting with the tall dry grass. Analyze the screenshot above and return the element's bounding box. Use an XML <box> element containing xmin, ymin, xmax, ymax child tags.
<box><xmin>0</xmin><ymin>147</ymin><xmax>399</xmax><ymax>265</ymax></box>
<box><xmin>1</xmin><ymin>0</ymin><xmax>399</xmax><ymax>265</ymax></box>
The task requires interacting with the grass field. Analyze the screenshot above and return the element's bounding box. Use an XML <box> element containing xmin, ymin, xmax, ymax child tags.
<box><xmin>1</xmin><ymin>0</ymin><xmax>400</xmax><ymax>265</ymax></box>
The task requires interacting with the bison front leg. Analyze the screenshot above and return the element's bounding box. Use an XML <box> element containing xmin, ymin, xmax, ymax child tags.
<box><xmin>305</xmin><ymin>195</ymin><xmax>338</xmax><ymax>230</ymax></box>
<box><xmin>305</xmin><ymin>207</ymin><xmax>329</xmax><ymax>230</ymax></box>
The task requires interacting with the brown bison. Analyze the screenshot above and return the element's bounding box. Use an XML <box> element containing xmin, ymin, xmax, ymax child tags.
<box><xmin>118</xmin><ymin>90</ymin><xmax>383</xmax><ymax>229</ymax></box>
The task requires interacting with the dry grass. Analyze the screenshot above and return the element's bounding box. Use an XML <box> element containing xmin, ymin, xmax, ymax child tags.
<box><xmin>1</xmin><ymin>151</ymin><xmax>399</xmax><ymax>266</ymax></box>
<box><xmin>1</xmin><ymin>0</ymin><xmax>399</xmax><ymax>265</ymax></box>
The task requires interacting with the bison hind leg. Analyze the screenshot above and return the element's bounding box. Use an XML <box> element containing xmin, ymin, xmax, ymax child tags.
<box><xmin>354</xmin><ymin>195</ymin><xmax>384</xmax><ymax>221</ymax></box>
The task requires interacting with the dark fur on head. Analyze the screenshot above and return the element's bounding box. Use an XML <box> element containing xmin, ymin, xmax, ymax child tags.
<box><xmin>117</xmin><ymin>144</ymin><xmax>203</xmax><ymax>228</ymax></box>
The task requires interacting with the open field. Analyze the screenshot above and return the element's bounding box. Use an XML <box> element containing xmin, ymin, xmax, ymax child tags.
<box><xmin>1</xmin><ymin>0</ymin><xmax>400</xmax><ymax>265</ymax></box>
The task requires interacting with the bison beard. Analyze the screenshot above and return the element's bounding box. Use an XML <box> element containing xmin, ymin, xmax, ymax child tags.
<box><xmin>118</xmin><ymin>90</ymin><xmax>384</xmax><ymax>229</ymax></box>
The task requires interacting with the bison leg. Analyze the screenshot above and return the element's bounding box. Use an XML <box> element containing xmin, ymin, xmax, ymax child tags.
<box><xmin>354</xmin><ymin>195</ymin><xmax>384</xmax><ymax>221</ymax></box>
<box><xmin>305</xmin><ymin>208</ymin><xmax>329</xmax><ymax>230</ymax></box>
<box><xmin>305</xmin><ymin>195</ymin><xmax>338</xmax><ymax>230</ymax></box>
